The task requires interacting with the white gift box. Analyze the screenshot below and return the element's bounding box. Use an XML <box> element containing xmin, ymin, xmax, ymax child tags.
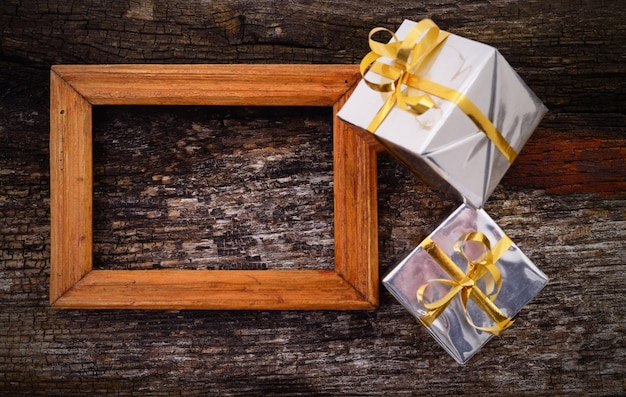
<box><xmin>382</xmin><ymin>204</ymin><xmax>549</xmax><ymax>364</ymax></box>
<box><xmin>338</xmin><ymin>19</ymin><xmax>547</xmax><ymax>207</ymax></box>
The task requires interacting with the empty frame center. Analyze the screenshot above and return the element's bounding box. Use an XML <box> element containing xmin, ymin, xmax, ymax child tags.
<box><xmin>92</xmin><ymin>105</ymin><xmax>335</xmax><ymax>271</ymax></box>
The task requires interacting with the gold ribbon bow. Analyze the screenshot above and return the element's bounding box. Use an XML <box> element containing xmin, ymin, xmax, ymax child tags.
<box><xmin>360</xmin><ymin>19</ymin><xmax>518</xmax><ymax>164</ymax></box>
<box><xmin>417</xmin><ymin>232</ymin><xmax>514</xmax><ymax>335</ymax></box>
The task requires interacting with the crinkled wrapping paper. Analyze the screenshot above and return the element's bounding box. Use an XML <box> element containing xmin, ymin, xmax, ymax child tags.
<box><xmin>338</xmin><ymin>19</ymin><xmax>547</xmax><ymax>207</ymax></box>
<box><xmin>382</xmin><ymin>204</ymin><xmax>548</xmax><ymax>364</ymax></box>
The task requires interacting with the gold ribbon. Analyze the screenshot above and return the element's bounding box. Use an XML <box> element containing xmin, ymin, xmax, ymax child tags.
<box><xmin>360</xmin><ymin>19</ymin><xmax>518</xmax><ymax>164</ymax></box>
<box><xmin>416</xmin><ymin>232</ymin><xmax>514</xmax><ymax>335</ymax></box>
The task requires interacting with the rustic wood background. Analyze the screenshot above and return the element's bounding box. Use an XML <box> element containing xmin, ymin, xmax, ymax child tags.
<box><xmin>1</xmin><ymin>0</ymin><xmax>624</xmax><ymax>395</ymax></box>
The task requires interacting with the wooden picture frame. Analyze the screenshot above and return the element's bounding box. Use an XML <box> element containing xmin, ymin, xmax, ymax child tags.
<box><xmin>50</xmin><ymin>64</ymin><xmax>381</xmax><ymax>310</ymax></box>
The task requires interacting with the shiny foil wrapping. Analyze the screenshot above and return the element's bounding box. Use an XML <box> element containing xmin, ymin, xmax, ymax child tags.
<box><xmin>382</xmin><ymin>204</ymin><xmax>548</xmax><ymax>364</ymax></box>
<box><xmin>338</xmin><ymin>19</ymin><xmax>547</xmax><ymax>207</ymax></box>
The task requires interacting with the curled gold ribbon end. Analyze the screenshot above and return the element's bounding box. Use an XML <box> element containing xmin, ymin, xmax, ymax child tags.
<box><xmin>362</xmin><ymin>20</ymin><xmax>448</xmax><ymax>134</ymax></box>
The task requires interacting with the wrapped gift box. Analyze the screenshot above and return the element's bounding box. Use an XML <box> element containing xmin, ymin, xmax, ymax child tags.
<box><xmin>382</xmin><ymin>204</ymin><xmax>548</xmax><ymax>364</ymax></box>
<box><xmin>338</xmin><ymin>19</ymin><xmax>547</xmax><ymax>207</ymax></box>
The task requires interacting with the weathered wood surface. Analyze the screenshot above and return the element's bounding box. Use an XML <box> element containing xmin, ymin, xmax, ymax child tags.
<box><xmin>0</xmin><ymin>0</ymin><xmax>624</xmax><ymax>395</ymax></box>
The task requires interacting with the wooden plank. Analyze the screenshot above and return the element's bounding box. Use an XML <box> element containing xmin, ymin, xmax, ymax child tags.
<box><xmin>51</xmin><ymin>64</ymin><xmax>362</xmax><ymax>106</ymax></box>
<box><xmin>49</xmin><ymin>69</ymin><xmax>93</xmax><ymax>305</ymax></box>
<box><xmin>333</xmin><ymin>90</ymin><xmax>383</xmax><ymax>307</ymax></box>
<box><xmin>504</xmin><ymin>128</ymin><xmax>626</xmax><ymax>195</ymax></box>
<box><xmin>53</xmin><ymin>270</ymin><xmax>374</xmax><ymax>310</ymax></box>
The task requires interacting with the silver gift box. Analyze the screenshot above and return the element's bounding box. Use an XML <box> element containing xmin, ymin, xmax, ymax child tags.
<box><xmin>338</xmin><ymin>19</ymin><xmax>547</xmax><ymax>207</ymax></box>
<box><xmin>382</xmin><ymin>204</ymin><xmax>548</xmax><ymax>364</ymax></box>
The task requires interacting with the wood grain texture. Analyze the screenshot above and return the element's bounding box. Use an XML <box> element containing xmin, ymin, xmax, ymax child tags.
<box><xmin>55</xmin><ymin>270</ymin><xmax>372</xmax><ymax>310</ymax></box>
<box><xmin>51</xmin><ymin>64</ymin><xmax>361</xmax><ymax>106</ymax></box>
<box><xmin>0</xmin><ymin>0</ymin><xmax>624</xmax><ymax>395</ymax></box>
<box><xmin>504</xmin><ymin>127</ymin><xmax>626</xmax><ymax>196</ymax></box>
<box><xmin>333</xmin><ymin>91</ymin><xmax>383</xmax><ymax>309</ymax></box>
<box><xmin>49</xmin><ymin>70</ymin><xmax>93</xmax><ymax>304</ymax></box>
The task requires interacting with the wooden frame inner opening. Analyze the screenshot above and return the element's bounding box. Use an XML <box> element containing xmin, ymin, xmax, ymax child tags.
<box><xmin>50</xmin><ymin>64</ymin><xmax>381</xmax><ymax>310</ymax></box>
